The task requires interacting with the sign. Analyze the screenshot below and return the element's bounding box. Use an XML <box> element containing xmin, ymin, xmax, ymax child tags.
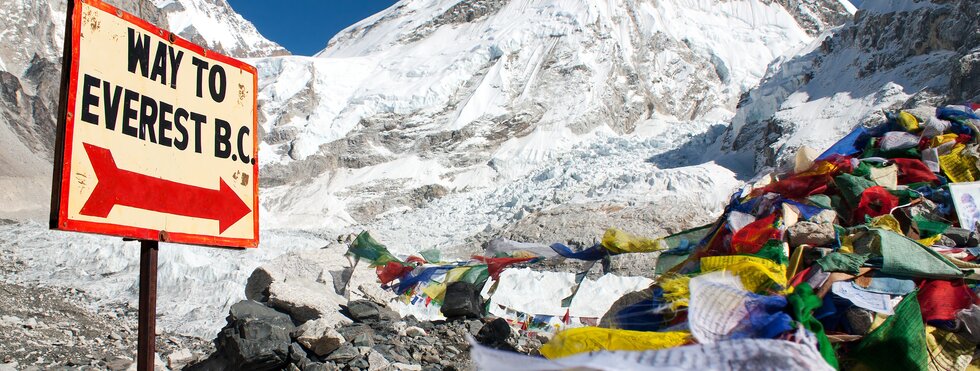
<box><xmin>50</xmin><ymin>0</ymin><xmax>258</xmax><ymax>248</ymax></box>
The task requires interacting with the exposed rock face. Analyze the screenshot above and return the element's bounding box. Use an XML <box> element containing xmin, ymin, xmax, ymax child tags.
<box><xmin>152</xmin><ymin>0</ymin><xmax>289</xmax><ymax>58</ymax></box>
<box><xmin>722</xmin><ymin>0</ymin><xmax>980</xmax><ymax>173</ymax></box>
<box><xmin>773</xmin><ymin>0</ymin><xmax>853</xmax><ymax>36</ymax></box>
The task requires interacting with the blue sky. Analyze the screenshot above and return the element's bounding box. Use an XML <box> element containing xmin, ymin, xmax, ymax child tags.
<box><xmin>227</xmin><ymin>1</ymin><xmax>398</xmax><ymax>56</ymax></box>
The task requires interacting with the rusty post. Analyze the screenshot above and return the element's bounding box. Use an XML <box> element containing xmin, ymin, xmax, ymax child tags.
<box><xmin>137</xmin><ymin>240</ymin><xmax>158</xmax><ymax>371</ymax></box>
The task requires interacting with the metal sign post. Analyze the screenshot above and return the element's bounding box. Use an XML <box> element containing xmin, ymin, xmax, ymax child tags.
<box><xmin>137</xmin><ymin>240</ymin><xmax>158</xmax><ymax>371</ymax></box>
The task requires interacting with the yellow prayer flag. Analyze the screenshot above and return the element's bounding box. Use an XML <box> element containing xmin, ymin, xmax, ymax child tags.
<box><xmin>602</xmin><ymin>228</ymin><xmax>665</xmax><ymax>254</ymax></box>
<box><xmin>540</xmin><ymin>327</ymin><xmax>689</xmax><ymax>359</ymax></box>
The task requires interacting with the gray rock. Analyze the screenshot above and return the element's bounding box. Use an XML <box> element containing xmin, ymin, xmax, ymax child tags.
<box><xmin>0</xmin><ymin>316</ymin><xmax>21</xmax><ymax>326</ymax></box>
<box><xmin>302</xmin><ymin>362</ymin><xmax>335</xmax><ymax>371</ymax></box>
<box><xmin>167</xmin><ymin>349</ymin><xmax>196</xmax><ymax>370</ymax></box>
<box><xmin>228</xmin><ymin>300</ymin><xmax>295</xmax><ymax>329</ymax></box>
<box><xmin>352</xmin><ymin>358</ymin><xmax>370</xmax><ymax>369</ymax></box>
<box><xmin>338</xmin><ymin>324</ymin><xmax>375</xmax><ymax>343</ymax></box>
<box><xmin>392</xmin><ymin>321</ymin><xmax>408</xmax><ymax>336</ymax></box>
<box><xmin>207</xmin><ymin>300</ymin><xmax>295</xmax><ymax>370</ymax></box>
<box><xmin>440</xmin><ymin>282</ymin><xmax>482</xmax><ymax>319</ymax></box>
<box><xmin>267</xmin><ymin>279</ymin><xmax>352</xmax><ymax>325</ymax></box>
<box><xmin>393</xmin><ymin>363</ymin><xmax>422</xmax><ymax>371</ymax></box>
<box><xmin>326</xmin><ymin>345</ymin><xmax>360</xmax><ymax>363</ymax></box>
<box><xmin>105</xmin><ymin>357</ymin><xmax>132</xmax><ymax>371</ymax></box>
<box><xmin>295</xmin><ymin>319</ymin><xmax>346</xmax><ymax>356</ymax></box>
<box><xmin>787</xmin><ymin>221</ymin><xmax>836</xmax><ymax>248</ymax></box>
<box><xmin>289</xmin><ymin>342</ymin><xmax>308</xmax><ymax>364</ymax></box>
<box><xmin>809</xmin><ymin>209</ymin><xmax>838</xmax><ymax>224</ymax></box>
<box><xmin>944</xmin><ymin>227</ymin><xmax>979</xmax><ymax>247</ymax></box>
<box><xmin>476</xmin><ymin>318</ymin><xmax>515</xmax><ymax>351</ymax></box>
<box><xmin>444</xmin><ymin>346</ymin><xmax>459</xmax><ymax>355</ymax></box>
<box><xmin>367</xmin><ymin>349</ymin><xmax>392</xmax><ymax>371</ymax></box>
<box><xmin>352</xmin><ymin>332</ymin><xmax>374</xmax><ymax>347</ymax></box>
<box><xmin>404</xmin><ymin>326</ymin><xmax>426</xmax><ymax>337</ymax></box>
<box><xmin>465</xmin><ymin>320</ymin><xmax>483</xmax><ymax>336</ymax></box>
<box><xmin>302</xmin><ymin>362</ymin><xmax>333</xmax><ymax>371</ymax></box>
<box><xmin>346</xmin><ymin>300</ymin><xmax>381</xmax><ymax>321</ymax></box>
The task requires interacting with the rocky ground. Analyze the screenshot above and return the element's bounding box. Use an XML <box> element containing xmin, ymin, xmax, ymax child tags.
<box><xmin>189</xmin><ymin>298</ymin><xmax>543</xmax><ymax>371</ymax></box>
<box><xmin>0</xmin><ymin>247</ymin><xmax>212</xmax><ymax>370</ymax></box>
<box><xmin>0</xmin><ymin>237</ymin><xmax>553</xmax><ymax>371</ymax></box>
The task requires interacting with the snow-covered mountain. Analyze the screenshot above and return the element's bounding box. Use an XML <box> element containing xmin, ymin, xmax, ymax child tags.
<box><xmin>256</xmin><ymin>0</ymin><xmax>851</xmax><ymax>251</ymax></box>
<box><xmin>0</xmin><ymin>0</ymin><xmax>899</xmax><ymax>338</ymax></box>
<box><xmin>721</xmin><ymin>0</ymin><xmax>980</xmax><ymax>173</ymax></box>
<box><xmin>151</xmin><ymin>0</ymin><xmax>289</xmax><ymax>57</ymax></box>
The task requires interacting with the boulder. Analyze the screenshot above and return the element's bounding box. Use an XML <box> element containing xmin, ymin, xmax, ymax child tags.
<box><xmin>295</xmin><ymin>318</ymin><xmax>346</xmax><ymax>356</ymax></box>
<box><xmin>405</xmin><ymin>326</ymin><xmax>427</xmax><ymax>337</ymax></box>
<box><xmin>267</xmin><ymin>279</ymin><xmax>353</xmax><ymax>325</ymax></box>
<box><xmin>787</xmin><ymin>221</ymin><xmax>836</xmax><ymax>248</ymax></box>
<box><xmin>245</xmin><ymin>246</ymin><xmax>347</xmax><ymax>302</ymax></box>
<box><xmin>105</xmin><ymin>357</ymin><xmax>132</xmax><ymax>371</ymax></box>
<box><xmin>325</xmin><ymin>345</ymin><xmax>360</xmax><ymax>363</ymax></box>
<box><xmin>440</xmin><ymin>282</ymin><xmax>482</xmax><ymax>319</ymax></box>
<box><xmin>245</xmin><ymin>246</ymin><xmax>394</xmax><ymax>306</ymax></box>
<box><xmin>476</xmin><ymin>318</ymin><xmax>515</xmax><ymax>351</ymax></box>
<box><xmin>366</xmin><ymin>349</ymin><xmax>392</xmax><ymax>371</ymax></box>
<box><xmin>345</xmin><ymin>300</ymin><xmax>380</xmax><ymax>321</ymax></box>
<box><xmin>393</xmin><ymin>363</ymin><xmax>422</xmax><ymax>371</ymax></box>
<box><xmin>337</xmin><ymin>323</ymin><xmax>376</xmax><ymax>348</ymax></box>
<box><xmin>166</xmin><ymin>349</ymin><xmax>196</xmax><ymax>370</ymax></box>
<box><xmin>187</xmin><ymin>300</ymin><xmax>294</xmax><ymax>371</ymax></box>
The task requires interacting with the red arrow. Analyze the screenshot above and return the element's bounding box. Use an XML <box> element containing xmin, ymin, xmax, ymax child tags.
<box><xmin>79</xmin><ymin>143</ymin><xmax>251</xmax><ymax>233</ymax></box>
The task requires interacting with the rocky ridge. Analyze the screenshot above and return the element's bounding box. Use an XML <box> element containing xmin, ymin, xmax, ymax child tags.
<box><xmin>721</xmin><ymin>0</ymin><xmax>980</xmax><ymax>173</ymax></box>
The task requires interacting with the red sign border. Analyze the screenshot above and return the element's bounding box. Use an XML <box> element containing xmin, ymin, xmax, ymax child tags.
<box><xmin>50</xmin><ymin>0</ymin><xmax>259</xmax><ymax>249</ymax></box>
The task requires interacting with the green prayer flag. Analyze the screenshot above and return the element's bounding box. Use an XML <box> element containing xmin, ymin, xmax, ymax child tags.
<box><xmin>787</xmin><ymin>283</ymin><xmax>839</xmax><ymax>369</ymax></box>
<box><xmin>888</xmin><ymin>188</ymin><xmax>922</xmax><ymax>205</ymax></box>
<box><xmin>845</xmin><ymin>291</ymin><xmax>928</xmax><ymax>371</ymax></box>
<box><xmin>662</xmin><ymin>224</ymin><xmax>713</xmax><ymax>249</ymax></box>
<box><xmin>911</xmin><ymin>215</ymin><xmax>950</xmax><ymax>238</ymax></box>
<box><xmin>862</xmin><ymin>147</ymin><xmax>921</xmax><ymax>159</ymax></box>
<box><xmin>745</xmin><ymin>239</ymin><xmax>788</xmax><ymax>265</ymax></box>
<box><xmin>807</xmin><ymin>194</ymin><xmax>834</xmax><ymax>210</ymax></box>
<box><xmin>815</xmin><ymin>252</ymin><xmax>870</xmax><ymax>275</ymax></box>
<box><xmin>871</xmin><ymin>228</ymin><xmax>964</xmax><ymax>278</ymax></box>
<box><xmin>852</xmin><ymin>161</ymin><xmax>873</xmax><ymax>178</ymax></box>
<box><xmin>835</xmin><ymin>173</ymin><xmax>877</xmax><ymax>207</ymax></box>
<box><xmin>348</xmin><ymin>231</ymin><xmax>400</xmax><ymax>266</ymax></box>
<box><xmin>420</xmin><ymin>249</ymin><xmax>441</xmax><ymax>263</ymax></box>
<box><xmin>460</xmin><ymin>265</ymin><xmax>489</xmax><ymax>285</ymax></box>
<box><xmin>655</xmin><ymin>253</ymin><xmax>690</xmax><ymax>275</ymax></box>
